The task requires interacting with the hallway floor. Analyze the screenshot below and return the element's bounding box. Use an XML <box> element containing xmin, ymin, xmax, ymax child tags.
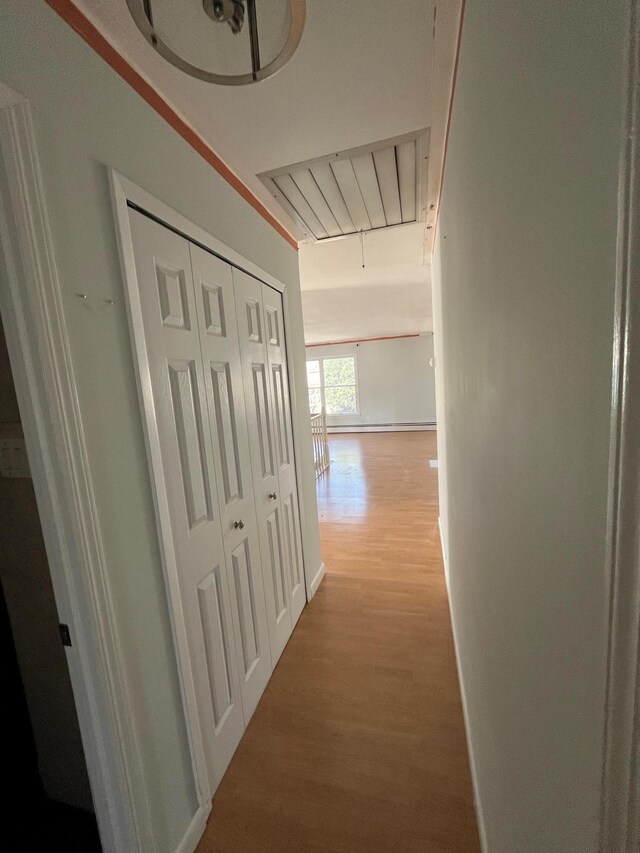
<box><xmin>197</xmin><ymin>431</ymin><xmax>480</xmax><ymax>852</ymax></box>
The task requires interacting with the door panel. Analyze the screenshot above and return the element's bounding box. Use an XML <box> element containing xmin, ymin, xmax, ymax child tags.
<box><xmin>266</xmin><ymin>506</ymin><xmax>287</xmax><ymax>625</ymax></box>
<box><xmin>209</xmin><ymin>362</ymin><xmax>241</xmax><ymax>505</ymax></box>
<box><xmin>201</xmin><ymin>282</ymin><xmax>225</xmax><ymax>336</ymax></box>
<box><xmin>262</xmin><ymin>285</ymin><xmax>306</xmax><ymax>623</ymax></box>
<box><xmin>190</xmin><ymin>245</ymin><xmax>272</xmax><ymax>721</ymax></box>
<box><xmin>197</xmin><ymin>567</ymin><xmax>235</xmax><ymax>730</ymax></box>
<box><xmin>271</xmin><ymin>363</ymin><xmax>291</xmax><ymax>468</ymax></box>
<box><xmin>252</xmin><ymin>363</ymin><xmax>275</xmax><ymax>478</ymax></box>
<box><xmin>129</xmin><ymin>210</ymin><xmax>244</xmax><ymax>793</ymax></box>
<box><xmin>282</xmin><ymin>492</ymin><xmax>304</xmax><ymax>598</ymax></box>
<box><xmin>231</xmin><ymin>538</ymin><xmax>260</xmax><ymax>675</ymax></box>
<box><xmin>167</xmin><ymin>359</ymin><xmax>213</xmax><ymax>527</ymax></box>
<box><xmin>234</xmin><ymin>269</ymin><xmax>294</xmax><ymax>662</ymax></box>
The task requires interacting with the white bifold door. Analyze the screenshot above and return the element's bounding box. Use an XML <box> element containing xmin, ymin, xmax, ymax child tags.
<box><xmin>234</xmin><ymin>270</ymin><xmax>306</xmax><ymax>660</ymax></box>
<box><xmin>128</xmin><ymin>210</ymin><xmax>305</xmax><ymax>796</ymax></box>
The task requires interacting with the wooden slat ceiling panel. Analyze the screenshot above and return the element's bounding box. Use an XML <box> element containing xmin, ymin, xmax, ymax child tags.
<box><xmin>373</xmin><ymin>147</ymin><xmax>402</xmax><ymax>226</ymax></box>
<box><xmin>273</xmin><ymin>174</ymin><xmax>328</xmax><ymax>239</ymax></box>
<box><xmin>290</xmin><ymin>169</ymin><xmax>342</xmax><ymax>237</ymax></box>
<box><xmin>351</xmin><ymin>153</ymin><xmax>386</xmax><ymax>229</ymax></box>
<box><xmin>396</xmin><ymin>140</ymin><xmax>417</xmax><ymax>223</ymax></box>
<box><xmin>260</xmin><ymin>131</ymin><xmax>427</xmax><ymax>241</ymax></box>
<box><xmin>329</xmin><ymin>160</ymin><xmax>371</xmax><ymax>232</ymax></box>
<box><xmin>309</xmin><ymin>163</ymin><xmax>356</xmax><ymax>234</ymax></box>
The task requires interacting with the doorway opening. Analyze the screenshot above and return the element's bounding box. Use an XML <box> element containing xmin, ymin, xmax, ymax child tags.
<box><xmin>0</xmin><ymin>316</ymin><xmax>101</xmax><ymax>853</ymax></box>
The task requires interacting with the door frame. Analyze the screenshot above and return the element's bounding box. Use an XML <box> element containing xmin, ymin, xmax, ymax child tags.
<box><xmin>600</xmin><ymin>1</ymin><xmax>640</xmax><ymax>850</ymax></box>
<box><xmin>0</xmin><ymin>86</ymin><xmax>150</xmax><ymax>851</ymax></box>
<box><xmin>109</xmin><ymin>168</ymin><xmax>314</xmax><ymax>809</ymax></box>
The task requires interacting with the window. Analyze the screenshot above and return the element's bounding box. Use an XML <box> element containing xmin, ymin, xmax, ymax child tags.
<box><xmin>306</xmin><ymin>356</ymin><xmax>358</xmax><ymax>416</ymax></box>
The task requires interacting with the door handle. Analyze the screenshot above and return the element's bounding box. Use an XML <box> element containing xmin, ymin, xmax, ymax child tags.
<box><xmin>233</xmin><ymin>520</ymin><xmax>245</xmax><ymax>530</ymax></box>
<box><xmin>268</xmin><ymin>492</ymin><xmax>277</xmax><ymax>500</ymax></box>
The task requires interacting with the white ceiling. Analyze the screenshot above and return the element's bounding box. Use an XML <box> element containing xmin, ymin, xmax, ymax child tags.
<box><xmin>74</xmin><ymin>0</ymin><xmax>457</xmax><ymax>343</ymax></box>
<box><xmin>299</xmin><ymin>224</ymin><xmax>432</xmax><ymax>344</ymax></box>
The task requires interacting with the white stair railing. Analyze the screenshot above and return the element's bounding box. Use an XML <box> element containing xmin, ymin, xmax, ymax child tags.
<box><xmin>310</xmin><ymin>408</ymin><xmax>330</xmax><ymax>478</ymax></box>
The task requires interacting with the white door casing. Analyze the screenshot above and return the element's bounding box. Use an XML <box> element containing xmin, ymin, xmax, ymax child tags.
<box><xmin>600</xmin><ymin>2</ymin><xmax>640</xmax><ymax>850</ymax></box>
<box><xmin>190</xmin><ymin>243</ymin><xmax>272</xmax><ymax>722</ymax></box>
<box><xmin>262</xmin><ymin>284</ymin><xmax>306</xmax><ymax>625</ymax></box>
<box><xmin>129</xmin><ymin>211</ymin><xmax>245</xmax><ymax>794</ymax></box>
<box><xmin>0</xmin><ymin>89</ymin><xmax>146</xmax><ymax>853</ymax></box>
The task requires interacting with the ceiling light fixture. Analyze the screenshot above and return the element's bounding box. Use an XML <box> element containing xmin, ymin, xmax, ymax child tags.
<box><xmin>126</xmin><ymin>0</ymin><xmax>306</xmax><ymax>85</ymax></box>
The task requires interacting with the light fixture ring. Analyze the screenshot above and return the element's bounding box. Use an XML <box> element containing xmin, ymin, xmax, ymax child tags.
<box><xmin>125</xmin><ymin>0</ymin><xmax>306</xmax><ymax>86</ymax></box>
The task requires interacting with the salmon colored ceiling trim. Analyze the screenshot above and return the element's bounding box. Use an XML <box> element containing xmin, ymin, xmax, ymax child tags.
<box><xmin>433</xmin><ymin>0</ymin><xmax>466</xmax><ymax>244</ymax></box>
<box><xmin>45</xmin><ymin>0</ymin><xmax>299</xmax><ymax>251</ymax></box>
<box><xmin>306</xmin><ymin>333</ymin><xmax>422</xmax><ymax>348</ymax></box>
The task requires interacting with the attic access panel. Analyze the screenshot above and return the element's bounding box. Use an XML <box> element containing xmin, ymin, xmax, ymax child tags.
<box><xmin>258</xmin><ymin>129</ymin><xmax>429</xmax><ymax>242</ymax></box>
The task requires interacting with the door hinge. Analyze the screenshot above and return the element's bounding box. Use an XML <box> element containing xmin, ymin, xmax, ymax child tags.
<box><xmin>59</xmin><ymin>623</ymin><xmax>72</xmax><ymax>647</ymax></box>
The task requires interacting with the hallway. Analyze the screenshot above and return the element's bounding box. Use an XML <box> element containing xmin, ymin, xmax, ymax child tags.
<box><xmin>197</xmin><ymin>432</ymin><xmax>480</xmax><ymax>852</ymax></box>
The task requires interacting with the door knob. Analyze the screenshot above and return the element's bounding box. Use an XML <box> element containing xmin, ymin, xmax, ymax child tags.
<box><xmin>233</xmin><ymin>520</ymin><xmax>245</xmax><ymax>530</ymax></box>
<box><xmin>268</xmin><ymin>492</ymin><xmax>277</xmax><ymax>500</ymax></box>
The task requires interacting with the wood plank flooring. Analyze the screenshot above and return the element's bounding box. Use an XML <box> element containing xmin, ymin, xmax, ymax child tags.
<box><xmin>196</xmin><ymin>431</ymin><xmax>480</xmax><ymax>852</ymax></box>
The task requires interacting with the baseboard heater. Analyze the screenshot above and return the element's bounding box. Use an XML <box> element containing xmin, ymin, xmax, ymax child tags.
<box><xmin>327</xmin><ymin>421</ymin><xmax>436</xmax><ymax>433</ymax></box>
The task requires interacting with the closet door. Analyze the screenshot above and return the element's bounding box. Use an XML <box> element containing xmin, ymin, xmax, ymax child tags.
<box><xmin>233</xmin><ymin>270</ymin><xmax>294</xmax><ymax>662</ymax></box>
<box><xmin>189</xmin><ymin>245</ymin><xmax>272</xmax><ymax>721</ymax></box>
<box><xmin>262</xmin><ymin>285</ymin><xmax>306</xmax><ymax>624</ymax></box>
<box><xmin>128</xmin><ymin>211</ymin><xmax>244</xmax><ymax>792</ymax></box>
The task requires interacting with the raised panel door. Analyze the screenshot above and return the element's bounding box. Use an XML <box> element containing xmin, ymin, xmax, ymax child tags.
<box><xmin>190</xmin><ymin>244</ymin><xmax>272</xmax><ymax>722</ymax></box>
<box><xmin>233</xmin><ymin>269</ymin><xmax>294</xmax><ymax>663</ymax></box>
<box><xmin>262</xmin><ymin>285</ymin><xmax>306</xmax><ymax>624</ymax></box>
<box><xmin>129</xmin><ymin>211</ymin><xmax>244</xmax><ymax>794</ymax></box>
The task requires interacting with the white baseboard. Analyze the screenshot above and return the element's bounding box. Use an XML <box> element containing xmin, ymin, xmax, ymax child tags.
<box><xmin>175</xmin><ymin>802</ymin><xmax>211</xmax><ymax>853</ymax></box>
<box><xmin>327</xmin><ymin>422</ymin><xmax>436</xmax><ymax>434</ymax></box>
<box><xmin>439</xmin><ymin>530</ymin><xmax>489</xmax><ymax>853</ymax></box>
<box><xmin>438</xmin><ymin>516</ymin><xmax>450</xmax><ymax>595</ymax></box>
<box><xmin>309</xmin><ymin>562</ymin><xmax>326</xmax><ymax>598</ymax></box>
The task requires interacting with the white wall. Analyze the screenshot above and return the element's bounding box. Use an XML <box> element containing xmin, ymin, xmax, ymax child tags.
<box><xmin>431</xmin><ymin>249</ymin><xmax>448</xmax><ymax>571</ymax></box>
<box><xmin>306</xmin><ymin>335</ymin><xmax>436</xmax><ymax>430</ymax></box>
<box><xmin>0</xmin><ymin>2</ymin><xmax>321</xmax><ymax>851</ymax></box>
<box><xmin>432</xmin><ymin>1</ymin><xmax>626</xmax><ymax>851</ymax></box>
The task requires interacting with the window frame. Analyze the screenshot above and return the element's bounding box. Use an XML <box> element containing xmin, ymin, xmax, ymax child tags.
<box><xmin>306</xmin><ymin>354</ymin><xmax>359</xmax><ymax>418</ymax></box>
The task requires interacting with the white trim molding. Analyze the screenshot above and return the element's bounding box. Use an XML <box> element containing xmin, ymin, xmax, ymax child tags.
<box><xmin>600</xmin><ymin>2</ymin><xmax>640</xmax><ymax>851</ymax></box>
<box><xmin>0</xmin><ymin>85</ymin><xmax>148</xmax><ymax>850</ymax></box>
<box><xmin>309</xmin><ymin>562</ymin><xmax>326</xmax><ymax>599</ymax></box>
<box><xmin>437</xmin><ymin>514</ymin><xmax>487</xmax><ymax>852</ymax></box>
<box><xmin>327</xmin><ymin>422</ymin><xmax>436</xmax><ymax>434</ymax></box>
<box><xmin>438</xmin><ymin>516</ymin><xmax>449</xmax><ymax>594</ymax></box>
<box><xmin>175</xmin><ymin>803</ymin><xmax>211</xmax><ymax>853</ymax></box>
<box><xmin>109</xmin><ymin>171</ymin><xmax>288</xmax><ymax>294</ymax></box>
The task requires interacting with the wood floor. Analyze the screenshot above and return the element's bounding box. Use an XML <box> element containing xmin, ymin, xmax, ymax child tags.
<box><xmin>197</xmin><ymin>431</ymin><xmax>480</xmax><ymax>853</ymax></box>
